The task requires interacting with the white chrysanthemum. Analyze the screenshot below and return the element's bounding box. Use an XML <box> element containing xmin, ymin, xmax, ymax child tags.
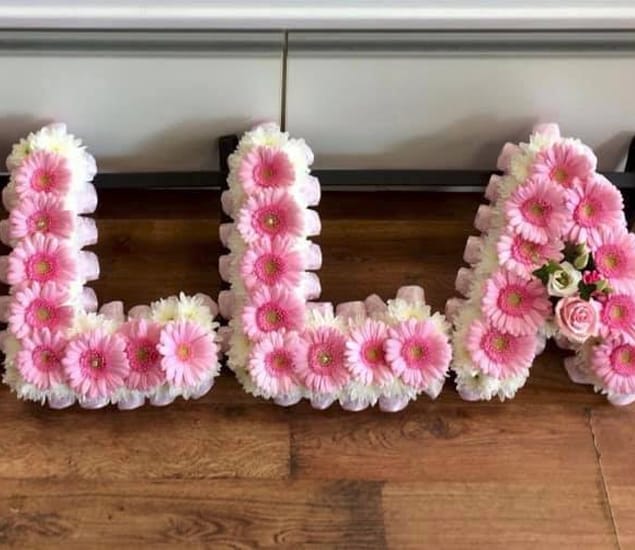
<box><xmin>529</xmin><ymin>132</ymin><xmax>557</xmax><ymax>154</ymax></box>
<box><xmin>509</xmin><ymin>145</ymin><xmax>534</xmax><ymax>183</ymax></box>
<box><xmin>428</xmin><ymin>312</ymin><xmax>451</xmax><ymax>335</ymax></box>
<box><xmin>381</xmin><ymin>377</ymin><xmax>419</xmax><ymax>401</ymax></box>
<box><xmin>226</xmin><ymin>323</ymin><xmax>251</xmax><ymax>371</ymax></box>
<box><xmin>151</xmin><ymin>296</ymin><xmax>180</xmax><ymax>324</ymax></box>
<box><xmin>455</xmin><ymin>368</ymin><xmax>500</xmax><ymax>401</ymax></box>
<box><xmin>472</xmin><ymin>231</ymin><xmax>501</xmax><ymax>282</ymax></box>
<box><xmin>240</xmin><ymin>122</ymin><xmax>288</xmax><ymax>151</ymax></box>
<box><xmin>226</xmin><ymin>230</ymin><xmax>248</xmax><ymax>258</ymax></box>
<box><xmin>2</xmin><ymin>332</ymin><xmax>22</xmax><ymax>364</ymax></box>
<box><xmin>342</xmin><ymin>380</ymin><xmax>382</xmax><ymax>406</ymax></box>
<box><xmin>306</xmin><ymin>306</ymin><xmax>342</xmax><ymax>330</ymax></box>
<box><xmin>495</xmin><ymin>174</ymin><xmax>522</xmax><ymax>203</ymax></box>
<box><xmin>29</xmin><ymin>123</ymin><xmax>85</xmax><ymax>159</ymax></box>
<box><xmin>70</xmin><ymin>312</ymin><xmax>118</xmax><ymax>335</ymax></box>
<box><xmin>6</xmin><ymin>137</ymin><xmax>32</xmax><ymax>171</ymax></box>
<box><xmin>497</xmin><ymin>371</ymin><xmax>529</xmax><ymax>400</ymax></box>
<box><xmin>387</xmin><ymin>298</ymin><xmax>431</xmax><ymax>323</ymax></box>
<box><xmin>176</xmin><ymin>292</ymin><xmax>218</xmax><ymax>330</ymax></box>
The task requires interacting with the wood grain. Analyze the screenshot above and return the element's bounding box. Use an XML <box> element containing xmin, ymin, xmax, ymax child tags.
<box><xmin>590</xmin><ymin>408</ymin><xmax>635</xmax><ymax>548</ymax></box>
<box><xmin>0</xmin><ymin>189</ymin><xmax>629</xmax><ymax>547</ymax></box>
<box><xmin>383</xmin><ymin>482</ymin><xmax>617</xmax><ymax>549</ymax></box>
<box><xmin>0</xmin><ymin>396</ymin><xmax>290</xmax><ymax>481</ymax></box>
<box><xmin>0</xmin><ymin>479</ymin><xmax>386</xmax><ymax>548</ymax></box>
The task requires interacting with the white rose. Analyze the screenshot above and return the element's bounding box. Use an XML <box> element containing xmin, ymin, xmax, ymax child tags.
<box><xmin>547</xmin><ymin>262</ymin><xmax>581</xmax><ymax>297</ymax></box>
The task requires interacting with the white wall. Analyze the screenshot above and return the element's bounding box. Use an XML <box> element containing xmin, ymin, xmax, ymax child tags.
<box><xmin>0</xmin><ymin>25</ymin><xmax>634</xmax><ymax>172</ymax></box>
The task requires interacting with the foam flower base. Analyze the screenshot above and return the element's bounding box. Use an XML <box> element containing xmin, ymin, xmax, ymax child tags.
<box><xmin>0</xmin><ymin>125</ymin><xmax>221</xmax><ymax>409</ymax></box>
<box><xmin>448</xmin><ymin>123</ymin><xmax>635</xmax><ymax>405</ymax></box>
<box><xmin>219</xmin><ymin>123</ymin><xmax>452</xmax><ymax>412</ymax></box>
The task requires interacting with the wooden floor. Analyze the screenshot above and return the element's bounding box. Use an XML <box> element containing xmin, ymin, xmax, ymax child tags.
<box><xmin>0</xmin><ymin>189</ymin><xmax>633</xmax><ymax>549</ymax></box>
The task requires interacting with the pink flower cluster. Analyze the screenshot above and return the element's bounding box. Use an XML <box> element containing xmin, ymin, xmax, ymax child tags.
<box><xmin>0</xmin><ymin>125</ymin><xmax>220</xmax><ymax>409</ymax></box>
<box><xmin>221</xmin><ymin>124</ymin><xmax>452</xmax><ymax>411</ymax></box>
<box><xmin>448</xmin><ymin>123</ymin><xmax>635</xmax><ymax>405</ymax></box>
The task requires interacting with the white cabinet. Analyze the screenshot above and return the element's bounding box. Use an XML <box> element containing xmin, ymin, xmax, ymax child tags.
<box><xmin>0</xmin><ymin>31</ymin><xmax>283</xmax><ymax>171</ymax></box>
<box><xmin>286</xmin><ymin>32</ymin><xmax>635</xmax><ymax>170</ymax></box>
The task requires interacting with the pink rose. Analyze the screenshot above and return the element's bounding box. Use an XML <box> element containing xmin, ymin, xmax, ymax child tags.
<box><xmin>555</xmin><ymin>296</ymin><xmax>600</xmax><ymax>344</ymax></box>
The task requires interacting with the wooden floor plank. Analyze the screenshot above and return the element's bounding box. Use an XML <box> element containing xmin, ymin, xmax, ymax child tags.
<box><xmin>290</xmin><ymin>398</ymin><xmax>601</xmax><ymax>483</ymax></box>
<box><xmin>0</xmin><ymin>388</ymin><xmax>290</xmax><ymax>481</ymax></box>
<box><xmin>382</xmin><ymin>482</ymin><xmax>617</xmax><ymax>549</ymax></box>
<box><xmin>0</xmin><ymin>479</ymin><xmax>386</xmax><ymax>548</ymax></box>
<box><xmin>590</xmin><ymin>408</ymin><xmax>635</xmax><ymax>548</ymax></box>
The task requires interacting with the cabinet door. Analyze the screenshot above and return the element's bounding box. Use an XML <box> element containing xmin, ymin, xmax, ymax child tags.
<box><xmin>0</xmin><ymin>31</ymin><xmax>283</xmax><ymax>171</ymax></box>
<box><xmin>286</xmin><ymin>32</ymin><xmax>635</xmax><ymax>171</ymax></box>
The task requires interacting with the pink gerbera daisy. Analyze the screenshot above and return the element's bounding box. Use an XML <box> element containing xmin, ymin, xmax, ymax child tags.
<box><xmin>482</xmin><ymin>269</ymin><xmax>551</xmax><ymax>336</ymax></box>
<box><xmin>591</xmin><ymin>228</ymin><xmax>635</xmax><ymax>294</ymax></box>
<box><xmin>497</xmin><ymin>232</ymin><xmax>563</xmax><ymax>278</ymax></box>
<box><xmin>531</xmin><ymin>141</ymin><xmax>596</xmax><ymax>188</ymax></box>
<box><xmin>466</xmin><ymin>319</ymin><xmax>535</xmax><ymax>378</ymax></box>
<box><xmin>241</xmin><ymin>286</ymin><xmax>305</xmax><ymax>340</ymax></box>
<box><xmin>591</xmin><ymin>337</ymin><xmax>635</xmax><ymax>395</ymax></box>
<box><xmin>9</xmin><ymin>194</ymin><xmax>74</xmax><ymax>240</ymax></box>
<box><xmin>62</xmin><ymin>329</ymin><xmax>129</xmax><ymax>399</ymax></box>
<box><xmin>14</xmin><ymin>150</ymin><xmax>73</xmax><ymax>197</ymax></box>
<box><xmin>239</xmin><ymin>237</ymin><xmax>305</xmax><ymax>291</ymax></box>
<box><xmin>17</xmin><ymin>329</ymin><xmax>67</xmax><ymax>390</ymax></box>
<box><xmin>295</xmin><ymin>326</ymin><xmax>350</xmax><ymax>394</ymax></box>
<box><xmin>158</xmin><ymin>320</ymin><xmax>218</xmax><ymax>388</ymax></box>
<box><xmin>505</xmin><ymin>177</ymin><xmax>567</xmax><ymax>244</ymax></box>
<box><xmin>238</xmin><ymin>146</ymin><xmax>295</xmax><ymax>193</ymax></box>
<box><xmin>345</xmin><ymin>319</ymin><xmax>392</xmax><ymax>386</ymax></box>
<box><xmin>119</xmin><ymin>319</ymin><xmax>165</xmax><ymax>392</ymax></box>
<box><xmin>248</xmin><ymin>331</ymin><xmax>301</xmax><ymax>396</ymax></box>
<box><xmin>564</xmin><ymin>176</ymin><xmax>625</xmax><ymax>246</ymax></box>
<box><xmin>599</xmin><ymin>294</ymin><xmax>635</xmax><ymax>342</ymax></box>
<box><xmin>9</xmin><ymin>282</ymin><xmax>73</xmax><ymax>339</ymax></box>
<box><xmin>384</xmin><ymin>319</ymin><xmax>451</xmax><ymax>390</ymax></box>
<box><xmin>237</xmin><ymin>189</ymin><xmax>304</xmax><ymax>243</ymax></box>
<box><xmin>7</xmin><ymin>233</ymin><xmax>77</xmax><ymax>287</ymax></box>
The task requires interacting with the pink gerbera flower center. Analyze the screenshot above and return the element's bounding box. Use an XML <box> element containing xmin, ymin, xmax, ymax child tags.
<box><xmin>574</xmin><ymin>199</ymin><xmax>600</xmax><ymax>227</ymax></box>
<box><xmin>610</xmin><ymin>344</ymin><xmax>635</xmax><ymax>376</ymax></box>
<box><xmin>81</xmin><ymin>350</ymin><xmax>105</xmax><ymax>373</ymax></box>
<box><xmin>256</xmin><ymin>303</ymin><xmax>287</xmax><ymax>332</ymax></box>
<box><xmin>176</xmin><ymin>343</ymin><xmax>192</xmax><ymax>361</ymax></box>
<box><xmin>255</xmin><ymin>207</ymin><xmax>286</xmax><ymax>237</ymax></box>
<box><xmin>254</xmin><ymin>253</ymin><xmax>284</xmax><ymax>285</ymax></box>
<box><xmin>25</xmin><ymin>299</ymin><xmax>57</xmax><ymax>327</ymax></box>
<box><xmin>26</xmin><ymin>254</ymin><xmax>55</xmax><ymax>281</ymax></box>
<box><xmin>402</xmin><ymin>338</ymin><xmax>429</xmax><ymax>369</ymax></box>
<box><xmin>265</xmin><ymin>350</ymin><xmax>293</xmax><ymax>373</ymax></box>
<box><xmin>513</xmin><ymin>238</ymin><xmax>541</xmax><ymax>264</ymax></box>
<box><xmin>33</xmin><ymin>346</ymin><xmax>61</xmax><ymax>372</ymax></box>
<box><xmin>481</xmin><ymin>328</ymin><xmax>514</xmax><ymax>363</ymax></box>
<box><xmin>308</xmin><ymin>343</ymin><xmax>342</xmax><ymax>374</ymax></box>
<box><xmin>551</xmin><ymin>167</ymin><xmax>569</xmax><ymax>186</ymax></box>
<box><xmin>361</xmin><ymin>340</ymin><xmax>385</xmax><ymax>367</ymax></box>
<box><xmin>127</xmin><ymin>339</ymin><xmax>160</xmax><ymax>372</ymax></box>
<box><xmin>32</xmin><ymin>169</ymin><xmax>55</xmax><ymax>192</ymax></box>
<box><xmin>596</xmin><ymin>245</ymin><xmax>625</xmax><ymax>277</ymax></box>
<box><xmin>521</xmin><ymin>198</ymin><xmax>551</xmax><ymax>227</ymax></box>
<box><xmin>497</xmin><ymin>285</ymin><xmax>528</xmax><ymax>316</ymax></box>
<box><xmin>28</xmin><ymin>213</ymin><xmax>51</xmax><ymax>233</ymax></box>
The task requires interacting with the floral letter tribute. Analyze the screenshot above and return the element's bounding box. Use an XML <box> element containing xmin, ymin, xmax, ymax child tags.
<box><xmin>0</xmin><ymin>124</ymin><xmax>221</xmax><ymax>409</ymax></box>
<box><xmin>448</xmin><ymin>123</ymin><xmax>635</xmax><ymax>405</ymax></box>
<box><xmin>219</xmin><ymin>123</ymin><xmax>452</xmax><ymax>411</ymax></box>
